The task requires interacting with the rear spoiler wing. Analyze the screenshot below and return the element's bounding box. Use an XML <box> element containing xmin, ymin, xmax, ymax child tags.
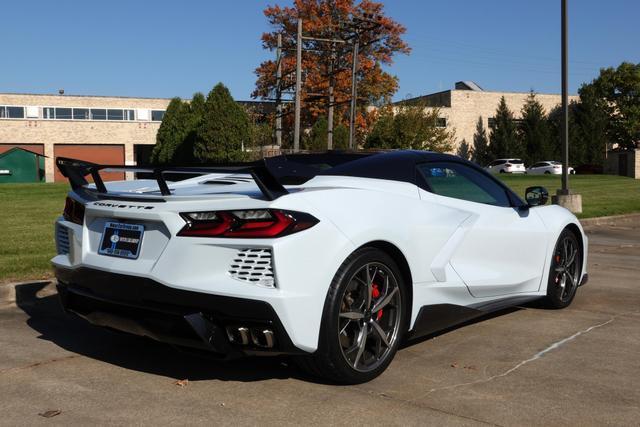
<box><xmin>55</xmin><ymin>157</ymin><xmax>289</xmax><ymax>201</ymax></box>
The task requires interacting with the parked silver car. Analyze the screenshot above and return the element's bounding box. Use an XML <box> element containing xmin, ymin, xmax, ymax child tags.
<box><xmin>527</xmin><ymin>161</ymin><xmax>575</xmax><ymax>175</ymax></box>
<box><xmin>485</xmin><ymin>159</ymin><xmax>526</xmax><ymax>174</ymax></box>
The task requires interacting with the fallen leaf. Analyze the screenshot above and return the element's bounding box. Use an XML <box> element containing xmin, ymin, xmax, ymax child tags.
<box><xmin>38</xmin><ymin>410</ymin><xmax>61</xmax><ymax>418</ymax></box>
<box><xmin>174</xmin><ymin>379</ymin><xmax>189</xmax><ymax>387</ymax></box>
<box><xmin>450</xmin><ymin>362</ymin><xmax>458</xmax><ymax>368</ymax></box>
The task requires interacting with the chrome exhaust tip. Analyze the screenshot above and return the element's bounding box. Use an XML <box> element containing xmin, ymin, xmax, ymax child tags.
<box><xmin>251</xmin><ymin>328</ymin><xmax>275</xmax><ymax>348</ymax></box>
<box><xmin>226</xmin><ymin>326</ymin><xmax>250</xmax><ymax>345</ymax></box>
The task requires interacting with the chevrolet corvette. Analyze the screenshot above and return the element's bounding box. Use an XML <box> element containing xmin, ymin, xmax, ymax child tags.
<box><xmin>52</xmin><ymin>150</ymin><xmax>588</xmax><ymax>384</ymax></box>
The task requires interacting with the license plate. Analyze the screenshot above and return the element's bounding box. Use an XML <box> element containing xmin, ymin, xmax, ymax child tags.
<box><xmin>98</xmin><ymin>222</ymin><xmax>144</xmax><ymax>259</ymax></box>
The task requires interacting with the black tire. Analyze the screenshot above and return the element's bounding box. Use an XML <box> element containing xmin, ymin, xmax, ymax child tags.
<box><xmin>295</xmin><ymin>247</ymin><xmax>407</xmax><ymax>384</ymax></box>
<box><xmin>545</xmin><ymin>228</ymin><xmax>582</xmax><ymax>309</ymax></box>
<box><xmin>499</xmin><ymin>169</ymin><xmax>506</xmax><ymax>173</ymax></box>
<box><xmin>544</xmin><ymin>171</ymin><xmax>551</xmax><ymax>174</ymax></box>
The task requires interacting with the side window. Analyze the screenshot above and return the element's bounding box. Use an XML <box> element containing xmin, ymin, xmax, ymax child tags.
<box><xmin>418</xmin><ymin>162</ymin><xmax>512</xmax><ymax>207</ymax></box>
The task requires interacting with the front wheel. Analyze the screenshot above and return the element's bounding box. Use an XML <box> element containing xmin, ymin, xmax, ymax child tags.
<box><xmin>296</xmin><ymin>248</ymin><xmax>407</xmax><ymax>384</ymax></box>
<box><xmin>545</xmin><ymin>229</ymin><xmax>583</xmax><ymax>309</ymax></box>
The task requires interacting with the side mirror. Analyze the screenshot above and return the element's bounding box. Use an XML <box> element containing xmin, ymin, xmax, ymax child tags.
<box><xmin>525</xmin><ymin>186</ymin><xmax>549</xmax><ymax>207</ymax></box>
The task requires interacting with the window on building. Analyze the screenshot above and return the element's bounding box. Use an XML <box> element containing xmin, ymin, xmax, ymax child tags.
<box><xmin>436</xmin><ymin>117</ymin><xmax>447</xmax><ymax>128</ymax></box>
<box><xmin>91</xmin><ymin>109</ymin><xmax>107</xmax><ymax>120</ymax></box>
<box><xmin>55</xmin><ymin>108</ymin><xmax>72</xmax><ymax>120</ymax></box>
<box><xmin>73</xmin><ymin>108</ymin><xmax>90</xmax><ymax>120</ymax></box>
<box><xmin>107</xmin><ymin>109</ymin><xmax>124</xmax><ymax>120</ymax></box>
<box><xmin>0</xmin><ymin>107</ymin><xmax>6</xmax><ymax>118</ymax></box>
<box><xmin>151</xmin><ymin>110</ymin><xmax>165</xmax><ymax>121</ymax></box>
<box><xmin>4</xmin><ymin>106</ymin><xmax>25</xmax><ymax>119</ymax></box>
<box><xmin>42</xmin><ymin>107</ymin><xmax>55</xmax><ymax>119</ymax></box>
<box><xmin>125</xmin><ymin>109</ymin><xmax>135</xmax><ymax>120</ymax></box>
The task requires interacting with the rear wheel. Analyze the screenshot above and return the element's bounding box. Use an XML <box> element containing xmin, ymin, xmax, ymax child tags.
<box><xmin>544</xmin><ymin>170</ymin><xmax>551</xmax><ymax>174</ymax></box>
<box><xmin>545</xmin><ymin>229</ymin><xmax>582</xmax><ymax>308</ymax></box>
<box><xmin>296</xmin><ymin>248</ymin><xmax>406</xmax><ymax>384</ymax></box>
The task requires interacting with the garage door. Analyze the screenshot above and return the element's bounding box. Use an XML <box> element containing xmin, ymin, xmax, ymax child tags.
<box><xmin>54</xmin><ymin>144</ymin><xmax>125</xmax><ymax>182</ymax></box>
<box><xmin>0</xmin><ymin>144</ymin><xmax>44</xmax><ymax>156</ymax></box>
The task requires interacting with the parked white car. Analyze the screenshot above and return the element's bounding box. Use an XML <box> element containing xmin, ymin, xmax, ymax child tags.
<box><xmin>485</xmin><ymin>159</ymin><xmax>526</xmax><ymax>174</ymax></box>
<box><xmin>53</xmin><ymin>151</ymin><xmax>587</xmax><ymax>384</ymax></box>
<box><xmin>527</xmin><ymin>161</ymin><xmax>575</xmax><ymax>175</ymax></box>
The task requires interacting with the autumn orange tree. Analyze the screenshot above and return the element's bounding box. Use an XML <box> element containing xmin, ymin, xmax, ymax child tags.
<box><xmin>253</xmin><ymin>0</ymin><xmax>410</xmax><ymax>148</ymax></box>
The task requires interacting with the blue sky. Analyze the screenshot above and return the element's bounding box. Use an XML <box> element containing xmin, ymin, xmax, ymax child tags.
<box><xmin>1</xmin><ymin>0</ymin><xmax>637</xmax><ymax>100</ymax></box>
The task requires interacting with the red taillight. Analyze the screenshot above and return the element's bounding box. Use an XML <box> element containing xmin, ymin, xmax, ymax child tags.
<box><xmin>63</xmin><ymin>197</ymin><xmax>85</xmax><ymax>225</ymax></box>
<box><xmin>177</xmin><ymin>209</ymin><xmax>318</xmax><ymax>238</ymax></box>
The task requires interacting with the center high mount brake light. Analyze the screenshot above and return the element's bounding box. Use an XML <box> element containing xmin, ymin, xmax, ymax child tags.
<box><xmin>177</xmin><ymin>209</ymin><xmax>319</xmax><ymax>238</ymax></box>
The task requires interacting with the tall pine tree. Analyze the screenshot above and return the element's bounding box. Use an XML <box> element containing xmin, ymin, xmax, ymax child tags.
<box><xmin>489</xmin><ymin>97</ymin><xmax>518</xmax><ymax>159</ymax></box>
<box><xmin>519</xmin><ymin>92</ymin><xmax>550</xmax><ymax>164</ymax></box>
<box><xmin>194</xmin><ymin>83</ymin><xmax>250</xmax><ymax>163</ymax></box>
<box><xmin>472</xmin><ymin>116</ymin><xmax>491</xmax><ymax>165</ymax></box>
<box><xmin>151</xmin><ymin>97</ymin><xmax>189</xmax><ymax>165</ymax></box>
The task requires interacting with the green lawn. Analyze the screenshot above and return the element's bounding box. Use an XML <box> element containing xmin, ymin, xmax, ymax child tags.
<box><xmin>1</xmin><ymin>175</ymin><xmax>639</xmax><ymax>282</ymax></box>
<box><xmin>0</xmin><ymin>183</ymin><xmax>69</xmax><ymax>283</ymax></box>
<box><xmin>498</xmin><ymin>174</ymin><xmax>640</xmax><ymax>219</ymax></box>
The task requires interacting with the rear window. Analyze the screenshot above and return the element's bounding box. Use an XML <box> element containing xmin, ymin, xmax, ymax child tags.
<box><xmin>509</xmin><ymin>159</ymin><xmax>524</xmax><ymax>164</ymax></box>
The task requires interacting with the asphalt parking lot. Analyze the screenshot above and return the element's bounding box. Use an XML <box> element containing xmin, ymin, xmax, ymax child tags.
<box><xmin>1</xmin><ymin>218</ymin><xmax>639</xmax><ymax>426</ymax></box>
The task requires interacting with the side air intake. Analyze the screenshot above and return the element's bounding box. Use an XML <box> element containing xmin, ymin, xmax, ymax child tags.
<box><xmin>228</xmin><ymin>248</ymin><xmax>275</xmax><ymax>288</ymax></box>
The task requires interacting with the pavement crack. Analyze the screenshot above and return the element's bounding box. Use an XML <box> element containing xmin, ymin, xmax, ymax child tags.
<box><xmin>411</xmin><ymin>315</ymin><xmax>620</xmax><ymax>400</ymax></box>
<box><xmin>0</xmin><ymin>355</ymin><xmax>80</xmax><ymax>376</ymax></box>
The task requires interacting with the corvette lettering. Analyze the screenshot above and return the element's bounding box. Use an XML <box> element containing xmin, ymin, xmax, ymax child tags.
<box><xmin>93</xmin><ymin>202</ymin><xmax>154</xmax><ymax>210</ymax></box>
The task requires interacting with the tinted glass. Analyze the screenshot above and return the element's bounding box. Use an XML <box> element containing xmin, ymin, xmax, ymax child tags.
<box><xmin>510</xmin><ymin>159</ymin><xmax>524</xmax><ymax>164</ymax></box>
<box><xmin>6</xmin><ymin>106</ymin><xmax>25</xmax><ymax>118</ymax></box>
<box><xmin>107</xmin><ymin>109</ymin><xmax>124</xmax><ymax>120</ymax></box>
<box><xmin>91</xmin><ymin>109</ymin><xmax>106</xmax><ymax>120</ymax></box>
<box><xmin>73</xmin><ymin>108</ymin><xmax>89</xmax><ymax>119</ymax></box>
<box><xmin>0</xmin><ymin>107</ymin><xmax>6</xmax><ymax>118</ymax></box>
<box><xmin>418</xmin><ymin>162</ymin><xmax>511</xmax><ymax>207</ymax></box>
<box><xmin>55</xmin><ymin>108</ymin><xmax>72</xmax><ymax>119</ymax></box>
<box><xmin>125</xmin><ymin>109</ymin><xmax>135</xmax><ymax>120</ymax></box>
<box><xmin>42</xmin><ymin>107</ymin><xmax>54</xmax><ymax>119</ymax></box>
<box><xmin>151</xmin><ymin>110</ymin><xmax>165</xmax><ymax>121</ymax></box>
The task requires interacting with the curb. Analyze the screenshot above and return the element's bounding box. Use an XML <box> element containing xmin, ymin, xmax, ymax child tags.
<box><xmin>580</xmin><ymin>213</ymin><xmax>640</xmax><ymax>228</ymax></box>
<box><xmin>0</xmin><ymin>280</ymin><xmax>56</xmax><ymax>305</ymax></box>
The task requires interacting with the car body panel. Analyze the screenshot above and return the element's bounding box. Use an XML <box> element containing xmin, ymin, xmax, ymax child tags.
<box><xmin>52</xmin><ymin>151</ymin><xmax>588</xmax><ymax>355</ymax></box>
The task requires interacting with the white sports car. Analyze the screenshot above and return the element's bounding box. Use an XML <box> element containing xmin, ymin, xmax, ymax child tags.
<box><xmin>527</xmin><ymin>161</ymin><xmax>576</xmax><ymax>175</ymax></box>
<box><xmin>53</xmin><ymin>151</ymin><xmax>588</xmax><ymax>384</ymax></box>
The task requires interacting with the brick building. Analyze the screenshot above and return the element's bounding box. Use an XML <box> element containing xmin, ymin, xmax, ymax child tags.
<box><xmin>1</xmin><ymin>83</ymin><xmax>579</xmax><ymax>183</ymax></box>
<box><xmin>398</xmin><ymin>81</ymin><xmax>579</xmax><ymax>155</ymax></box>
<box><xmin>0</xmin><ymin>93</ymin><xmax>170</xmax><ymax>182</ymax></box>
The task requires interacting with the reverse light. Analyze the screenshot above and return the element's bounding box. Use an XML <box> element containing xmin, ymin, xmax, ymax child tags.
<box><xmin>63</xmin><ymin>197</ymin><xmax>85</xmax><ymax>225</ymax></box>
<box><xmin>177</xmin><ymin>209</ymin><xmax>319</xmax><ymax>238</ymax></box>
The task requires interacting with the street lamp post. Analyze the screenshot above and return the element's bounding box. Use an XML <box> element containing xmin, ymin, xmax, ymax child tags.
<box><xmin>552</xmin><ymin>0</ymin><xmax>582</xmax><ymax>213</ymax></box>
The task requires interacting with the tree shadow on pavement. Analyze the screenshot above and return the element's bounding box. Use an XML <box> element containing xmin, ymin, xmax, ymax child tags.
<box><xmin>14</xmin><ymin>282</ymin><xmax>314</xmax><ymax>383</ymax></box>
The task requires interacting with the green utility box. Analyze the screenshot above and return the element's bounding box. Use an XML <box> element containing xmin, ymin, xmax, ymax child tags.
<box><xmin>0</xmin><ymin>148</ymin><xmax>45</xmax><ymax>183</ymax></box>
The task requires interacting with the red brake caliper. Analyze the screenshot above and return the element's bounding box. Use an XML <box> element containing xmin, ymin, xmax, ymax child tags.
<box><xmin>371</xmin><ymin>284</ymin><xmax>383</xmax><ymax>320</ymax></box>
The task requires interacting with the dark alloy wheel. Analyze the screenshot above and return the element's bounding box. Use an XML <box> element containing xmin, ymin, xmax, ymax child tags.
<box><xmin>546</xmin><ymin>229</ymin><xmax>582</xmax><ymax>308</ymax></box>
<box><xmin>296</xmin><ymin>248</ymin><xmax>407</xmax><ymax>384</ymax></box>
<box><xmin>337</xmin><ymin>261</ymin><xmax>402</xmax><ymax>372</ymax></box>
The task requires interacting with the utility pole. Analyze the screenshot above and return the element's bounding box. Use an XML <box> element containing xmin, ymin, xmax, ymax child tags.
<box><xmin>560</xmin><ymin>0</ymin><xmax>569</xmax><ymax>195</ymax></box>
<box><xmin>327</xmin><ymin>44</ymin><xmax>335</xmax><ymax>150</ymax></box>
<box><xmin>348</xmin><ymin>35</ymin><xmax>359</xmax><ymax>149</ymax></box>
<box><xmin>293</xmin><ymin>18</ymin><xmax>303</xmax><ymax>152</ymax></box>
<box><xmin>552</xmin><ymin>0</ymin><xmax>582</xmax><ymax>213</ymax></box>
<box><xmin>275</xmin><ymin>33</ymin><xmax>283</xmax><ymax>147</ymax></box>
